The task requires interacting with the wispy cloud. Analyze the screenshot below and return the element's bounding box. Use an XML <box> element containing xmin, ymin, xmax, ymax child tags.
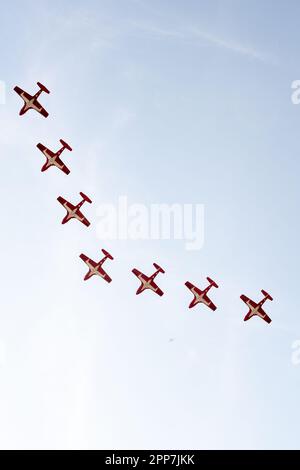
<box><xmin>130</xmin><ymin>21</ymin><xmax>184</xmax><ymax>39</ymax></box>
<box><xmin>129</xmin><ymin>20</ymin><xmax>276</xmax><ymax>65</ymax></box>
<box><xmin>190</xmin><ymin>27</ymin><xmax>274</xmax><ymax>63</ymax></box>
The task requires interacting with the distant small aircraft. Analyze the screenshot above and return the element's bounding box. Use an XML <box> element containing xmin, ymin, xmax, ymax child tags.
<box><xmin>37</xmin><ymin>139</ymin><xmax>72</xmax><ymax>174</ymax></box>
<box><xmin>80</xmin><ymin>248</ymin><xmax>114</xmax><ymax>282</ymax></box>
<box><xmin>185</xmin><ymin>277</ymin><xmax>218</xmax><ymax>311</ymax></box>
<box><xmin>132</xmin><ymin>263</ymin><xmax>165</xmax><ymax>296</ymax></box>
<box><xmin>240</xmin><ymin>290</ymin><xmax>273</xmax><ymax>324</ymax></box>
<box><xmin>14</xmin><ymin>82</ymin><xmax>50</xmax><ymax>117</ymax></box>
<box><xmin>57</xmin><ymin>192</ymin><xmax>92</xmax><ymax>227</ymax></box>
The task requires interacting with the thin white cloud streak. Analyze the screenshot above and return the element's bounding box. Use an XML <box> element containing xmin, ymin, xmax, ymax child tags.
<box><xmin>190</xmin><ymin>27</ymin><xmax>275</xmax><ymax>64</ymax></box>
<box><xmin>129</xmin><ymin>21</ymin><xmax>184</xmax><ymax>39</ymax></box>
<box><xmin>129</xmin><ymin>20</ymin><xmax>276</xmax><ymax>64</ymax></box>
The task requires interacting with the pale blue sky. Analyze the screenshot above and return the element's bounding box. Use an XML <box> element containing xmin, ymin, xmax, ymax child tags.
<box><xmin>0</xmin><ymin>0</ymin><xmax>300</xmax><ymax>449</ymax></box>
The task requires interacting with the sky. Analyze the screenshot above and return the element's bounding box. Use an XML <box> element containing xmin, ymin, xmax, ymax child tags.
<box><xmin>0</xmin><ymin>0</ymin><xmax>300</xmax><ymax>450</ymax></box>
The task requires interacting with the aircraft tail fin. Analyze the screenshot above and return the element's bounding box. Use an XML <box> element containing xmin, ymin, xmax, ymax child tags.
<box><xmin>37</xmin><ymin>82</ymin><xmax>50</xmax><ymax>94</ymax></box>
<box><xmin>262</xmin><ymin>290</ymin><xmax>273</xmax><ymax>301</ymax></box>
<box><xmin>102</xmin><ymin>249</ymin><xmax>114</xmax><ymax>260</ymax></box>
<box><xmin>153</xmin><ymin>263</ymin><xmax>165</xmax><ymax>274</ymax></box>
<box><xmin>207</xmin><ymin>277</ymin><xmax>218</xmax><ymax>288</ymax></box>
<box><xmin>60</xmin><ymin>139</ymin><xmax>72</xmax><ymax>151</ymax></box>
<box><xmin>80</xmin><ymin>192</ymin><xmax>92</xmax><ymax>204</ymax></box>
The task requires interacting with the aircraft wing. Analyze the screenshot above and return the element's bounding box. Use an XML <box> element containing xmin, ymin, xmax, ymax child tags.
<box><xmin>259</xmin><ymin>308</ymin><xmax>272</xmax><ymax>323</ymax></box>
<box><xmin>76</xmin><ymin>209</ymin><xmax>90</xmax><ymax>227</ymax></box>
<box><xmin>51</xmin><ymin>155</ymin><xmax>70</xmax><ymax>175</ymax></box>
<box><xmin>258</xmin><ymin>307</ymin><xmax>272</xmax><ymax>324</ymax></box>
<box><xmin>132</xmin><ymin>268</ymin><xmax>142</xmax><ymax>278</ymax></box>
<box><xmin>132</xmin><ymin>268</ymin><xmax>143</xmax><ymax>294</ymax></box>
<box><xmin>56</xmin><ymin>159</ymin><xmax>70</xmax><ymax>175</ymax></box>
<box><xmin>244</xmin><ymin>306</ymin><xmax>272</xmax><ymax>324</ymax></box>
<box><xmin>185</xmin><ymin>281</ymin><xmax>196</xmax><ymax>292</ymax></box>
<box><xmin>37</xmin><ymin>143</ymin><xmax>54</xmax><ymax>157</ymax></box>
<box><xmin>80</xmin><ymin>254</ymin><xmax>96</xmax><ymax>268</ymax></box>
<box><xmin>14</xmin><ymin>86</ymin><xmax>31</xmax><ymax>101</ymax></box>
<box><xmin>241</xmin><ymin>295</ymin><xmax>257</xmax><ymax>320</ymax></box>
<box><xmin>35</xmin><ymin>101</ymin><xmax>49</xmax><ymax>118</ymax></box>
<box><xmin>150</xmin><ymin>280</ymin><xmax>164</xmax><ymax>297</ymax></box>
<box><xmin>206</xmin><ymin>298</ymin><xmax>217</xmax><ymax>311</ymax></box>
<box><xmin>57</xmin><ymin>196</ymin><xmax>74</xmax><ymax>210</ymax></box>
<box><xmin>98</xmin><ymin>267</ymin><xmax>112</xmax><ymax>283</ymax></box>
<box><xmin>186</xmin><ymin>281</ymin><xmax>199</xmax><ymax>308</ymax></box>
<box><xmin>240</xmin><ymin>294</ymin><xmax>253</xmax><ymax>306</ymax></box>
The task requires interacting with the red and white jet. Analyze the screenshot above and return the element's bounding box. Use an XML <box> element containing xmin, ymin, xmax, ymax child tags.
<box><xmin>57</xmin><ymin>192</ymin><xmax>92</xmax><ymax>227</ymax></box>
<box><xmin>37</xmin><ymin>139</ymin><xmax>72</xmax><ymax>174</ymax></box>
<box><xmin>132</xmin><ymin>263</ymin><xmax>165</xmax><ymax>296</ymax></box>
<box><xmin>185</xmin><ymin>277</ymin><xmax>218</xmax><ymax>311</ymax></box>
<box><xmin>240</xmin><ymin>290</ymin><xmax>273</xmax><ymax>324</ymax></box>
<box><xmin>14</xmin><ymin>82</ymin><xmax>50</xmax><ymax>117</ymax></box>
<box><xmin>80</xmin><ymin>249</ymin><xmax>114</xmax><ymax>283</ymax></box>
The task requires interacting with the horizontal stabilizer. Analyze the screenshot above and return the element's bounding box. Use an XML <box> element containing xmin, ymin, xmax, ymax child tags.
<box><xmin>261</xmin><ymin>290</ymin><xmax>273</xmax><ymax>301</ymax></box>
<box><xmin>153</xmin><ymin>263</ymin><xmax>165</xmax><ymax>274</ymax></box>
<box><xmin>80</xmin><ymin>192</ymin><xmax>92</xmax><ymax>204</ymax></box>
<box><xmin>37</xmin><ymin>82</ymin><xmax>50</xmax><ymax>94</ymax></box>
<box><xmin>207</xmin><ymin>277</ymin><xmax>218</xmax><ymax>288</ymax></box>
<box><xmin>60</xmin><ymin>139</ymin><xmax>72</xmax><ymax>151</ymax></box>
<box><xmin>102</xmin><ymin>249</ymin><xmax>114</xmax><ymax>260</ymax></box>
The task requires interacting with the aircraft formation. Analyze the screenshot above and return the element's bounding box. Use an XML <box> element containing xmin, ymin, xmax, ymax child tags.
<box><xmin>13</xmin><ymin>82</ymin><xmax>274</xmax><ymax>324</ymax></box>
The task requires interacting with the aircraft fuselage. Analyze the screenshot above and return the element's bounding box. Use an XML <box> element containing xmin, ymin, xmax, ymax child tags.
<box><xmin>191</xmin><ymin>287</ymin><xmax>210</xmax><ymax>306</ymax></box>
